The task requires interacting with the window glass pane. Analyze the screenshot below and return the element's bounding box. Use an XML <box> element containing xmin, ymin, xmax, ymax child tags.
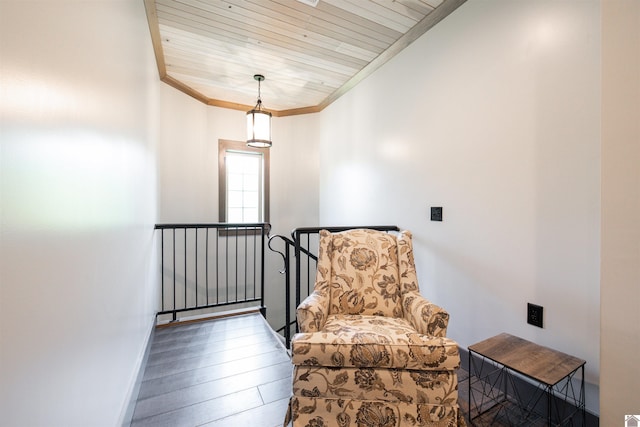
<box><xmin>243</xmin><ymin>208</ymin><xmax>259</xmax><ymax>223</ymax></box>
<box><xmin>228</xmin><ymin>208</ymin><xmax>244</xmax><ymax>223</ymax></box>
<box><xmin>244</xmin><ymin>176</ymin><xmax>259</xmax><ymax>191</ymax></box>
<box><xmin>227</xmin><ymin>173</ymin><xmax>244</xmax><ymax>191</ymax></box>
<box><xmin>224</xmin><ymin>149</ymin><xmax>263</xmax><ymax>223</ymax></box>
<box><xmin>243</xmin><ymin>191</ymin><xmax>258</xmax><ymax>208</ymax></box>
<box><xmin>228</xmin><ymin>190</ymin><xmax>243</xmax><ymax>208</ymax></box>
<box><xmin>226</xmin><ymin>156</ymin><xmax>242</xmax><ymax>173</ymax></box>
<box><xmin>241</xmin><ymin>156</ymin><xmax>259</xmax><ymax>173</ymax></box>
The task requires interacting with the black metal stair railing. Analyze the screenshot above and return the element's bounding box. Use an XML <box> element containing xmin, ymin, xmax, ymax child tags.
<box><xmin>268</xmin><ymin>225</ymin><xmax>400</xmax><ymax>348</ymax></box>
<box><xmin>155</xmin><ymin>223</ymin><xmax>270</xmax><ymax>323</ymax></box>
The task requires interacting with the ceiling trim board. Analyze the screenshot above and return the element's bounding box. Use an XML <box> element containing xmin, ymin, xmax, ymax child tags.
<box><xmin>144</xmin><ymin>0</ymin><xmax>167</xmax><ymax>78</ymax></box>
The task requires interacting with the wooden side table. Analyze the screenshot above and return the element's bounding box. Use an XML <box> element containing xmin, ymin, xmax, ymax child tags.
<box><xmin>468</xmin><ymin>333</ymin><xmax>586</xmax><ymax>426</ymax></box>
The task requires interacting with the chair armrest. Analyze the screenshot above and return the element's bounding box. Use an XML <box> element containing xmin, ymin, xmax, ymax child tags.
<box><xmin>403</xmin><ymin>291</ymin><xmax>450</xmax><ymax>337</ymax></box>
<box><xmin>297</xmin><ymin>290</ymin><xmax>330</xmax><ymax>333</ymax></box>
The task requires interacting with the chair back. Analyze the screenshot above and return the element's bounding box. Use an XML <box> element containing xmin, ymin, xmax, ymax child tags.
<box><xmin>317</xmin><ymin>228</ymin><xmax>408</xmax><ymax>317</ymax></box>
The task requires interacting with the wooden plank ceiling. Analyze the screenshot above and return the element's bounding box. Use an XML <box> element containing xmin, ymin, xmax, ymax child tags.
<box><xmin>144</xmin><ymin>0</ymin><xmax>466</xmax><ymax>116</ymax></box>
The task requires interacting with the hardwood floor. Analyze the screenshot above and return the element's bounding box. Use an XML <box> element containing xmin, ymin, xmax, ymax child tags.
<box><xmin>131</xmin><ymin>312</ymin><xmax>292</xmax><ymax>427</ymax></box>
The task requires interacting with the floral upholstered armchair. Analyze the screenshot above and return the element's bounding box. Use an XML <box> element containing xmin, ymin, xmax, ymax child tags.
<box><xmin>287</xmin><ymin>229</ymin><xmax>465</xmax><ymax>427</ymax></box>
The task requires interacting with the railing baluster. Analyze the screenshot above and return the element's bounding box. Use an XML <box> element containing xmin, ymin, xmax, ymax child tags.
<box><xmin>184</xmin><ymin>228</ymin><xmax>187</xmax><ymax>310</ymax></box>
<box><xmin>294</xmin><ymin>232</ymin><xmax>301</xmax><ymax>312</ymax></box>
<box><xmin>205</xmin><ymin>227</ymin><xmax>209</xmax><ymax>306</ymax></box>
<box><xmin>259</xmin><ymin>225</ymin><xmax>266</xmax><ymax>316</ymax></box>
<box><xmin>244</xmin><ymin>229</ymin><xmax>248</xmax><ymax>301</ymax></box>
<box><xmin>172</xmin><ymin>228</ymin><xmax>176</xmax><ymax>322</ymax></box>
<box><xmin>306</xmin><ymin>233</ymin><xmax>311</xmax><ymax>297</ymax></box>
<box><xmin>161</xmin><ymin>229</ymin><xmax>165</xmax><ymax>313</ymax></box>
<box><xmin>253</xmin><ymin>229</ymin><xmax>258</xmax><ymax>300</ymax></box>
<box><xmin>224</xmin><ymin>227</ymin><xmax>229</xmax><ymax>301</ymax></box>
<box><xmin>284</xmin><ymin>242</ymin><xmax>290</xmax><ymax>345</ymax></box>
<box><xmin>235</xmin><ymin>227</ymin><xmax>239</xmax><ymax>302</ymax></box>
<box><xmin>195</xmin><ymin>228</ymin><xmax>198</xmax><ymax>308</ymax></box>
<box><xmin>216</xmin><ymin>228</ymin><xmax>219</xmax><ymax>305</ymax></box>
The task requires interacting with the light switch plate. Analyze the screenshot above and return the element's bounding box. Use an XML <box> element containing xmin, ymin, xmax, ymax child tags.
<box><xmin>431</xmin><ymin>207</ymin><xmax>443</xmax><ymax>221</ymax></box>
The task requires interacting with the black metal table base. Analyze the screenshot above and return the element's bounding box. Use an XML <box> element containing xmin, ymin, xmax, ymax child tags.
<box><xmin>468</xmin><ymin>351</ymin><xmax>586</xmax><ymax>426</ymax></box>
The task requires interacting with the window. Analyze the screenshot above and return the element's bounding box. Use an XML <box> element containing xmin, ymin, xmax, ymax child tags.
<box><xmin>218</xmin><ymin>139</ymin><xmax>269</xmax><ymax>223</ymax></box>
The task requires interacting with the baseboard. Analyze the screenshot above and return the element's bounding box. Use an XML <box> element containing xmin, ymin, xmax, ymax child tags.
<box><xmin>155</xmin><ymin>306</ymin><xmax>263</xmax><ymax>327</ymax></box>
<box><xmin>458</xmin><ymin>347</ymin><xmax>599</xmax><ymax>426</ymax></box>
<box><xmin>155</xmin><ymin>305</ymin><xmax>265</xmax><ymax>327</ymax></box>
<box><xmin>119</xmin><ymin>321</ymin><xmax>156</xmax><ymax>427</ymax></box>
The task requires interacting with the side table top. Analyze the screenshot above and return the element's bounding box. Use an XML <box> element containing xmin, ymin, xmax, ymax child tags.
<box><xmin>468</xmin><ymin>332</ymin><xmax>586</xmax><ymax>386</ymax></box>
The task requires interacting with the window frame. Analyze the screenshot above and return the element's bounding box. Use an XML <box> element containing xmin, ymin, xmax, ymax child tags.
<box><xmin>218</xmin><ymin>139</ymin><xmax>270</xmax><ymax>227</ymax></box>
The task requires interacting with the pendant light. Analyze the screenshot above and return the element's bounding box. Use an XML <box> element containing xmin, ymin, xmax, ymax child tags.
<box><xmin>246</xmin><ymin>74</ymin><xmax>272</xmax><ymax>148</ymax></box>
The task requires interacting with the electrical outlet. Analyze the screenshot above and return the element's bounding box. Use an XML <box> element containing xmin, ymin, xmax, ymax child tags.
<box><xmin>527</xmin><ymin>303</ymin><xmax>543</xmax><ymax>328</ymax></box>
<box><xmin>431</xmin><ymin>207</ymin><xmax>443</xmax><ymax>221</ymax></box>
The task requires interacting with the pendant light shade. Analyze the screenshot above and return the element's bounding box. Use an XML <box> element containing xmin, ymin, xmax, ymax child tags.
<box><xmin>246</xmin><ymin>74</ymin><xmax>272</xmax><ymax>148</ymax></box>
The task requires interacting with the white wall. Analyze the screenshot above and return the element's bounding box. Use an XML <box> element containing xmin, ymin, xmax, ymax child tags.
<box><xmin>156</xmin><ymin>85</ymin><xmax>320</xmax><ymax>231</ymax></box>
<box><xmin>600</xmin><ymin>0</ymin><xmax>640</xmax><ymax>425</ymax></box>
<box><xmin>269</xmin><ymin>113</ymin><xmax>320</xmax><ymax>237</ymax></box>
<box><xmin>157</xmin><ymin>85</ymin><xmax>213</xmax><ymax>223</ymax></box>
<box><xmin>156</xmin><ymin>85</ymin><xmax>320</xmax><ymax>329</ymax></box>
<box><xmin>0</xmin><ymin>1</ymin><xmax>159</xmax><ymax>426</ymax></box>
<box><xmin>318</xmin><ymin>0</ymin><xmax>601</xmax><ymax>415</ymax></box>
<box><xmin>266</xmin><ymin>112</ymin><xmax>321</xmax><ymax>328</ymax></box>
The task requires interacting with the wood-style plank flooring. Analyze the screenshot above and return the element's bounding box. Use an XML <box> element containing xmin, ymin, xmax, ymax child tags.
<box><xmin>131</xmin><ymin>312</ymin><xmax>292</xmax><ymax>427</ymax></box>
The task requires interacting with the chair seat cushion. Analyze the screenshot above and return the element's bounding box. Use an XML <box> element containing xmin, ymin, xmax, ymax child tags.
<box><xmin>291</xmin><ymin>315</ymin><xmax>460</xmax><ymax>370</ymax></box>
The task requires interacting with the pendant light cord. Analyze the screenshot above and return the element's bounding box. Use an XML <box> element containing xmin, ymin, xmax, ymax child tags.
<box><xmin>255</xmin><ymin>76</ymin><xmax>263</xmax><ymax>110</ymax></box>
